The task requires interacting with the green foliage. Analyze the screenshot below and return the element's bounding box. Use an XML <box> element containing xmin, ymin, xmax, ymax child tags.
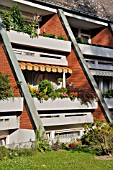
<box><xmin>42</xmin><ymin>31</ymin><xmax>56</xmax><ymax>38</ymax></box>
<box><xmin>28</xmin><ymin>80</ymin><xmax>95</xmax><ymax>105</ymax></box>
<box><xmin>0</xmin><ymin>146</ymin><xmax>10</xmax><ymax>160</ymax></box>
<box><xmin>0</xmin><ymin>146</ymin><xmax>36</xmax><ymax>160</ymax></box>
<box><xmin>9</xmin><ymin>148</ymin><xmax>35</xmax><ymax>158</ymax></box>
<box><xmin>49</xmin><ymin>91</ymin><xmax>60</xmax><ymax>100</ymax></box>
<box><xmin>10</xmin><ymin>5</ymin><xmax>24</xmax><ymax>32</ymax></box>
<box><xmin>76</xmin><ymin>37</ymin><xmax>83</xmax><ymax>43</ymax></box>
<box><xmin>103</xmin><ymin>89</ymin><xmax>113</xmax><ymax>98</ymax></box>
<box><xmin>38</xmin><ymin>79</ymin><xmax>54</xmax><ymax>95</ymax></box>
<box><xmin>42</xmin><ymin>31</ymin><xmax>67</xmax><ymax>40</ymax></box>
<box><xmin>35</xmin><ymin>127</ymin><xmax>51</xmax><ymax>152</ymax></box>
<box><xmin>1</xmin><ymin>10</ymin><xmax>11</xmax><ymax>30</ymax></box>
<box><xmin>56</xmin><ymin>87</ymin><xmax>67</xmax><ymax>93</ymax></box>
<box><xmin>72</xmin><ymin>145</ymin><xmax>103</xmax><ymax>155</ymax></box>
<box><xmin>52</xmin><ymin>135</ymin><xmax>61</xmax><ymax>151</ymax></box>
<box><xmin>57</xmin><ymin>78</ymin><xmax>63</xmax><ymax>82</ymax></box>
<box><xmin>0</xmin><ymin>72</ymin><xmax>14</xmax><ymax>100</ymax></box>
<box><xmin>1</xmin><ymin>4</ymin><xmax>38</xmax><ymax>38</ymax></box>
<box><xmin>58</xmin><ymin>35</ymin><xmax>66</xmax><ymax>40</ymax></box>
<box><xmin>81</xmin><ymin>121</ymin><xmax>113</xmax><ymax>156</ymax></box>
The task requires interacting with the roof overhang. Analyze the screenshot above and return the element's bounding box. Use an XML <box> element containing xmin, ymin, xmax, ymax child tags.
<box><xmin>0</xmin><ymin>0</ymin><xmax>57</xmax><ymax>16</ymax></box>
<box><xmin>65</xmin><ymin>12</ymin><xmax>108</xmax><ymax>29</ymax></box>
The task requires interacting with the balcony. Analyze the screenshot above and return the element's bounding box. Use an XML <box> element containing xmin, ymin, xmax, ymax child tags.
<box><xmin>7</xmin><ymin>30</ymin><xmax>71</xmax><ymax>52</ymax></box>
<box><xmin>104</xmin><ymin>98</ymin><xmax>113</xmax><ymax>109</ymax></box>
<box><xmin>40</xmin><ymin>112</ymin><xmax>94</xmax><ymax>126</ymax></box>
<box><xmin>0</xmin><ymin>116</ymin><xmax>19</xmax><ymax>130</ymax></box>
<box><xmin>0</xmin><ymin>97</ymin><xmax>23</xmax><ymax>112</ymax></box>
<box><xmin>78</xmin><ymin>43</ymin><xmax>113</xmax><ymax>58</ymax></box>
<box><xmin>33</xmin><ymin>98</ymin><xmax>97</xmax><ymax>111</ymax></box>
<box><xmin>34</xmin><ymin>98</ymin><xmax>97</xmax><ymax>126</ymax></box>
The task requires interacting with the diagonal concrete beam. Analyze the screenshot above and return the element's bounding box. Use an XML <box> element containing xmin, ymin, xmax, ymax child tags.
<box><xmin>0</xmin><ymin>22</ymin><xmax>44</xmax><ymax>132</ymax></box>
<box><xmin>58</xmin><ymin>9</ymin><xmax>112</xmax><ymax>123</ymax></box>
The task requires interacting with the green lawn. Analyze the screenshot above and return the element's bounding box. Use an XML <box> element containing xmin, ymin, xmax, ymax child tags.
<box><xmin>0</xmin><ymin>151</ymin><xmax>113</xmax><ymax>170</ymax></box>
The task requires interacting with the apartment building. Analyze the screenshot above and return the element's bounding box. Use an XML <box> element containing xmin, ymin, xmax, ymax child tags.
<box><xmin>0</xmin><ymin>0</ymin><xmax>113</xmax><ymax>147</ymax></box>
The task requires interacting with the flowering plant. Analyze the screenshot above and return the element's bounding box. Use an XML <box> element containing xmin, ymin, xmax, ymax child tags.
<box><xmin>69</xmin><ymin>92</ymin><xmax>78</xmax><ymax>100</ymax></box>
<box><xmin>69</xmin><ymin>143</ymin><xmax>75</xmax><ymax>148</ymax></box>
<box><xmin>28</xmin><ymin>80</ymin><xmax>95</xmax><ymax>105</ymax></box>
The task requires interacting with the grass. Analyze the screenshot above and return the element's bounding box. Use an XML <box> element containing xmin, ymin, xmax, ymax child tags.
<box><xmin>0</xmin><ymin>151</ymin><xmax>113</xmax><ymax>170</ymax></box>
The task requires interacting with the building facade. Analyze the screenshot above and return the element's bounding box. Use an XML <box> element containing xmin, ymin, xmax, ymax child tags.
<box><xmin>0</xmin><ymin>0</ymin><xmax>113</xmax><ymax>147</ymax></box>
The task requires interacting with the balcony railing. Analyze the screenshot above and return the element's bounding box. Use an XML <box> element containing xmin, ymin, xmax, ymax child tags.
<box><xmin>0</xmin><ymin>116</ymin><xmax>19</xmax><ymax>130</ymax></box>
<box><xmin>78</xmin><ymin>43</ymin><xmax>113</xmax><ymax>59</ymax></box>
<box><xmin>104</xmin><ymin>98</ymin><xmax>113</xmax><ymax>109</ymax></box>
<box><xmin>7</xmin><ymin>30</ymin><xmax>71</xmax><ymax>52</ymax></box>
<box><xmin>34</xmin><ymin>98</ymin><xmax>97</xmax><ymax>126</ymax></box>
<box><xmin>0</xmin><ymin>97</ymin><xmax>23</xmax><ymax>112</ymax></box>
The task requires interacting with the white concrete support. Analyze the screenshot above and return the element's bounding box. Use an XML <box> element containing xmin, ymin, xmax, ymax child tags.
<box><xmin>99</xmin><ymin>77</ymin><xmax>103</xmax><ymax>92</ymax></box>
<box><xmin>112</xmin><ymin>77</ymin><xmax>113</xmax><ymax>89</ymax></box>
<box><xmin>51</xmin><ymin>131</ymin><xmax>55</xmax><ymax>139</ymax></box>
<box><xmin>63</xmin><ymin>72</ymin><xmax>66</xmax><ymax>87</ymax></box>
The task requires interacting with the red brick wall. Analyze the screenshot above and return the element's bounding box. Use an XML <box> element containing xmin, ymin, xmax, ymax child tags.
<box><xmin>40</xmin><ymin>14</ymin><xmax>68</xmax><ymax>38</ymax></box>
<box><xmin>66</xmin><ymin>50</ymin><xmax>91</xmax><ymax>89</ymax></box>
<box><xmin>93</xmin><ymin>106</ymin><xmax>106</xmax><ymax>122</ymax></box>
<box><xmin>20</xmin><ymin>106</ymin><xmax>33</xmax><ymax>129</ymax></box>
<box><xmin>40</xmin><ymin>14</ymin><xmax>106</xmax><ymax>121</ymax></box>
<box><xmin>0</xmin><ymin>42</ymin><xmax>33</xmax><ymax>129</ymax></box>
<box><xmin>91</xmin><ymin>27</ymin><xmax>113</xmax><ymax>47</ymax></box>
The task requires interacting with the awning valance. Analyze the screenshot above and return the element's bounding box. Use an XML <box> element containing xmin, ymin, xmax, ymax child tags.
<box><xmin>91</xmin><ymin>70</ymin><xmax>113</xmax><ymax>77</ymax></box>
<box><xmin>19</xmin><ymin>62</ymin><xmax>72</xmax><ymax>74</ymax></box>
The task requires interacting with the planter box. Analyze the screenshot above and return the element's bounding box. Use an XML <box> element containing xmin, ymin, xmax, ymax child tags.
<box><xmin>0</xmin><ymin>97</ymin><xmax>23</xmax><ymax>112</ymax></box>
<box><xmin>7</xmin><ymin>30</ymin><xmax>71</xmax><ymax>52</ymax></box>
<box><xmin>34</xmin><ymin>98</ymin><xmax>97</xmax><ymax>111</ymax></box>
<box><xmin>0</xmin><ymin>116</ymin><xmax>19</xmax><ymax>130</ymax></box>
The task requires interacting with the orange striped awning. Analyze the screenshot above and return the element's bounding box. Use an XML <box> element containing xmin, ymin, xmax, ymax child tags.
<box><xmin>19</xmin><ymin>62</ymin><xmax>72</xmax><ymax>74</ymax></box>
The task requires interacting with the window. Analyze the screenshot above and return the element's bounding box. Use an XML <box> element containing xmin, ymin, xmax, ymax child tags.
<box><xmin>95</xmin><ymin>76</ymin><xmax>112</xmax><ymax>93</ymax></box>
<box><xmin>71</xmin><ymin>27</ymin><xmax>91</xmax><ymax>43</ymax></box>
<box><xmin>103</xmin><ymin>77</ymin><xmax>112</xmax><ymax>93</ymax></box>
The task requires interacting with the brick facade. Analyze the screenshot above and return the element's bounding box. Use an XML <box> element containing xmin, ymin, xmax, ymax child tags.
<box><xmin>40</xmin><ymin>14</ymin><xmax>106</xmax><ymax>121</ymax></box>
<box><xmin>91</xmin><ymin>27</ymin><xmax>113</xmax><ymax>47</ymax></box>
<box><xmin>0</xmin><ymin>42</ymin><xmax>33</xmax><ymax>130</ymax></box>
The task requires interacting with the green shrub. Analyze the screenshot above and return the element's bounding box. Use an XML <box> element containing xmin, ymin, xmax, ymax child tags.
<box><xmin>35</xmin><ymin>127</ymin><xmax>51</xmax><ymax>152</ymax></box>
<box><xmin>0</xmin><ymin>146</ymin><xmax>10</xmax><ymax>160</ymax></box>
<box><xmin>58</xmin><ymin>35</ymin><xmax>66</xmax><ymax>40</ymax></box>
<box><xmin>38</xmin><ymin>80</ymin><xmax>54</xmax><ymax>95</ymax></box>
<box><xmin>76</xmin><ymin>37</ymin><xmax>83</xmax><ymax>43</ymax></box>
<box><xmin>81</xmin><ymin>121</ymin><xmax>113</xmax><ymax>156</ymax></box>
<box><xmin>42</xmin><ymin>32</ymin><xmax>66</xmax><ymax>40</ymax></box>
<box><xmin>57</xmin><ymin>78</ymin><xmax>63</xmax><ymax>82</ymax></box>
<box><xmin>103</xmin><ymin>89</ymin><xmax>113</xmax><ymax>98</ymax></box>
<box><xmin>9</xmin><ymin>148</ymin><xmax>35</xmax><ymax>158</ymax></box>
<box><xmin>56</xmin><ymin>87</ymin><xmax>67</xmax><ymax>93</ymax></box>
<box><xmin>72</xmin><ymin>145</ymin><xmax>102</xmax><ymax>155</ymax></box>
<box><xmin>42</xmin><ymin>32</ymin><xmax>56</xmax><ymax>38</ymax></box>
<box><xmin>0</xmin><ymin>72</ymin><xmax>14</xmax><ymax>100</ymax></box>
<box><xmin>1</xmin><ymin>4</ymin><xmax>38</xmax><ymax>38</ymax></box>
